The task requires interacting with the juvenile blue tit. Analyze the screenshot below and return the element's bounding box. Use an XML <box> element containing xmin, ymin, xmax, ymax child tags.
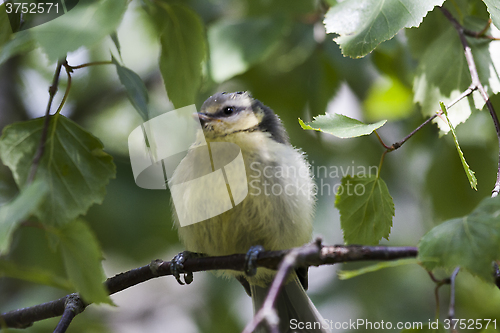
<box><xmin>170</xmin><ymin>92</ymin><xmax>328</xmax><ymax>333</ymax></box>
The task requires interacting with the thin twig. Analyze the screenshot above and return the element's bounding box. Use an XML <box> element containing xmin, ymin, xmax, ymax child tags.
<box><xmin>427</xmin><ymin>271</ymin><xmax>451</xmax><ymax>319</ymax></box>
<box><xmin>68</xmin><ymin>61</ymin><xmax>113</xmax><ymax>70</ymax></box>
<box><xmin>440</xmin><ymin>7</ymin><xmax>500</xmax><ymax>197</ymax></box>
<box><xmin>23</xmin><ymin>58</ymin><xmax>106</xmax><ymax>186</ymax></box>
<box><xmin>56</xmin><ymin>62</ymin><xmax>73</xmax><ymax>115</ymax></box>
<box><xmin>463</xmin><ymin>19</ymin><xmax>500</xmax><ymax>40</ymax></box>
<box><xmin>26</xmin><ymin>59</ymin><xmax>64</xmax><ymax>185</ymax></box>
<box><xmin>448</xmin><ymin>267</ymin><xmax>460</xmax><ymax>333</ymax></box>
<box><xmin>242</xmin><ymin>241</ymin><xmax>322</xmax><ymax>333</ymax></box>
<box><xmin>375</xmin><ymin>10</ymin><xmax>496</xmax><ymax>153</ymax></box>
<box><xmin>379</xmin><ymin>86</ymin><xmax>476</xmax><ymax>152</ymax></box>
<box><xmin>434</xmin><ymin>284</ymin><xmax>441</xmax><ymax>318</ymax></box>
<box><xmin>389</xmin><ymin>114</ymin><xmax>437</xmax><ymax>151</ymax></box>
<box><xmin>0</xmin><ymin>243</ymin><xmax>418</xmax><ymax>329</ymax></box>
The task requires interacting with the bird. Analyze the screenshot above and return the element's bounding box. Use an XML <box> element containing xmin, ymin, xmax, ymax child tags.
<box><xmin>169</xmin><ymin>91</ymin><xmax>329</xmax><ymax>333</ymax></box>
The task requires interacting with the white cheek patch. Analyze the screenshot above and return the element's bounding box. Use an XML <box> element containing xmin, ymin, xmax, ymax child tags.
<box><xmin>233</xmin><ymin>112</ymin><xmax>259</xmax><ymax>131</ymax></box>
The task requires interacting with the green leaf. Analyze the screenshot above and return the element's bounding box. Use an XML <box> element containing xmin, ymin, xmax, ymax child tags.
<box><xmin>363</xmin><ymin>75</ymin><xmax>414</xmax><ymax>121</ymax></box>
<box><xmin>299</xmin><ymin>114</ymin><xmax>386</xmax><ymax>138</ymax></box>
<box><xmin>323</xmin><ymin>0</ymin><xmax>444</xmax><ymax>58</ymax></box>
<box><xmin>418</xmin><ymin>196</ymin><xmax>500</xmax><ymax>282</ymax></box>
<box><xmin>0</xmin><ymin>179</ymin><xmax>48</xmax><ymax>255</ymax></box>
<box><xmin>0</xmin><ymin>115</ymin><xmax>116</xmax><ymax>226</ymax></box>
<box><xmin>51</xmin><ymin>220</ymin><xmax>111</xmax><ymax>304</ymax></box>
<box><xmin>0</xmin><ymin>31</ymin><xmax>35</xmax><ymax>66</ymax></box>
<box><xmin>113</xmin><ymin>57</ymin><xmax>149</xmax><ymax>121</ymax></box>
<box><xmin>110</xmin><ymin>31</ymin><xmax>121</xmax><ymax>58</ymax></box>
<box><xmin>156</xmin><ymin>3</ymin><xmax>206</xmax><ymax>108</ymax></box>
<box><xmin>440</xmin><ymin>102</ymin><xmax>477</xmax><ymax>190</ymax></box>
<box><xmin>335</xmin><ymin>175</ymin><xmax>394</xmax><ymax>245</ymax></box>
<box><xmin>0</xmin><ymin>259</ymin><xmax>72</xmax><ymax>291</ymax></box>
<box><xmin>338</xmin><ymin>258</ymin><xmax>417</xmax><ymax>280</ymax></box>
<box><xmin>264</xmin><ymin>22</ymin><xmax>316</xmax><ymax>74</ymax></box>
<box><xmin>0</xmin><ymin>4</ymin><xmax>12</xmax><ymax>48</ymax></box>
<box><xmin>208</xmin><ymin>17</ymin><xmax>286</xmax><ymax>82</ymax></box>
<box><xmin>401</xmin><ymin>323</ymin><xmax>446</xmax><ymax>332</ymax></box>
<box><xmin>31</xmin><ymin>0</ymin><xmax>128</xmax><ymax>62</ymax></box>
<box><xmin>484</xmin><ymin>0</ymin><xmax>500</xmax><ymax>28</ymax></box>
<box><xmin>408</xmin><ymin>10</ymin><xmax>500</xmax><ymax>133</ymax></box>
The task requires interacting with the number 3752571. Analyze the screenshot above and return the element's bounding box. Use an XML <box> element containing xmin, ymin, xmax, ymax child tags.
<box><xmin>5</xmin><ymin>2</ymin><xmax>59</xmax><ymax>14</ymax></box>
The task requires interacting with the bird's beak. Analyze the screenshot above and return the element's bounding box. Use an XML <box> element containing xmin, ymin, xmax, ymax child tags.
<box><xmin>194</xmin><ymin>112</ymin><xmax>212</xmax><ymax>127</ymax></box>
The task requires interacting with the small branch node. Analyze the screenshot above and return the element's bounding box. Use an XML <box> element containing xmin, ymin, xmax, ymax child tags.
<box><xmin>149</xmin><ymin>259</ymin><xmax>164</xmax><ymax>276</ymax></box>
<box><xmin>2</xmin><ymin>244</ymin><xmax>418</xmax><ymax>329</ymax></box>
<box><xmin>52</xmin><ymin>294</ymin><xmax>85</xmax><ymax>333</ymax></box>
<box><xmin>64</xmin><ymin>294</ymin><xmax>85</xmax><ymax>315</ymax></box>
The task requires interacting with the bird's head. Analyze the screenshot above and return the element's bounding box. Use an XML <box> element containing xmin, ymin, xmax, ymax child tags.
<box><xmin>197</xmin><ymin>91</ymin><xmax>289</xmax><ymax>145</ymax></box>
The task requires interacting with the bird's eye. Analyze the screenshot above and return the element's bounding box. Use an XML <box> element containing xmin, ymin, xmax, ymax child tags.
<box><xmin>223</xmin><ymin>106</ymin><xmax>235</xmax><ymax>115</ymax></box>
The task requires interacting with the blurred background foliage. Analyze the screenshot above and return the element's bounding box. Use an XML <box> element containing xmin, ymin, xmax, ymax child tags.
<box><xmin>1</xmin><ymin>0</ymin><xmax>500</xmax><ymax>332</ymax></box>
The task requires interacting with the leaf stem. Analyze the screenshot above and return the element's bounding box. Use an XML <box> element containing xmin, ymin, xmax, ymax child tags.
<box><xmin>26</xmin><ymin>59</ymin><xmax>64</xmax><ymax>185</ymax></box>
<box><xmin>377</xmin><ymin>150</ymin><xmax>387</xmax><ymax>178</ymax></box>
<box><xmin>440</xmin><ymin>7</ymin><xmax>500</xmax><ymax>197</ymax></box>
<box><xmin>427</xmin><ymin>271</ymin><xmax>452</xmax><ymax>320</ymax></box>
<box><xmin>374</xmin><ymin>130</ymin><xmax>392</xmax><ymax>150</ymax></box>
<box><xmin>55</xmin><ymin>61</ymin><xmax>73</xmax><ymax>115</ymax></box>
<box><xmin>463</xmin><ymin>19</ymin><xmax>500</xmax><ymax>40</ymax></box>
<box><xmin>68</xmin><ymin>61</ymin><xmax>113</xmax><ymax>70</ymax></box>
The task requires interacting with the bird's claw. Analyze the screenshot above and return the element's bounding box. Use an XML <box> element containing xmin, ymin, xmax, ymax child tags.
<box><xmin>245</xmin><ymin>245</ymin><xmax>264</xmax><ymax>276</ymax></box>
<box><xmin>171</xmin><ymin>251</ymin><xmax>193</xmax><ymax>285</ymax></box>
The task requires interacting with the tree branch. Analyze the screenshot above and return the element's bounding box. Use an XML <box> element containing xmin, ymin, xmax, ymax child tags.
<box><xmin>26</xmin><ymin>59</ymin><xmax>65</xmax><ymax>185</ymax></box>
<box><xmin>377</xmin><ymin>86</ymin><xmax>476</xmax><ymax>152</ymax></box>
<box><xmin>448</xmin><ymin>267</ymin><xmax>460</xmax><ymax>333</ymax></box>
<box><xmin>242</xmin><ymin>240</ymin><xmax>322</xmax><ymax>333</ymax></box>
<box><xmin>67</xmin><ymin>61</ymin><xmax>113</xmax><ymax>70</ymax></box>
<box><xmin>427</xmin><ymin>271</ymin><xmax>452</xmax><ymax>319</ymax></box>
<box><xmin>439</xmin><ymin>7</ymin><xmax>500</xmax><ymax>197</ymax></box>
<box><xmin>463</xmin><ymin>19</ymin><xmax>500</xmax><ymax>41</ymax></box>
<box><xmin>376</xmin><ymin>10</ymin><xmax>500</xmax><ymax>166</ymax></box>
<box><xmin>0</xmin><ymin>242</ymin><xmax>418</xmax><ymax>329</ymax></box>
<box><xmin>52</xmin><ymin>294</ymin><xmax>85</xmax><ymax>333</ymax></box>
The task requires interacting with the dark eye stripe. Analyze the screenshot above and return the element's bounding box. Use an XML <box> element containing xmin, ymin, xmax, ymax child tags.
<box><xmin>214</xmin><ymin>106</ymin><xmax>244</xmax><ymax>117</ymax></box>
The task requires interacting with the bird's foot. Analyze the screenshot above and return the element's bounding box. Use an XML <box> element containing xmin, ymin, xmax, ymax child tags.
<box><xmin>244</xmin><ymin>245</ymin><xmax>264</xmax><ymax>277</ymax></box>
<box><xmin>170</xmin><ymin>251</ymin><xmax>195</xmax><ymax>285</ymax></box>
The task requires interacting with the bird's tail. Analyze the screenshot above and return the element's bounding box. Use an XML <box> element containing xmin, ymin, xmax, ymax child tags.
<box><xmin>250</xmin><ymin>275</ymin><xmax>331</xmax><ymax>333</ymax></box>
